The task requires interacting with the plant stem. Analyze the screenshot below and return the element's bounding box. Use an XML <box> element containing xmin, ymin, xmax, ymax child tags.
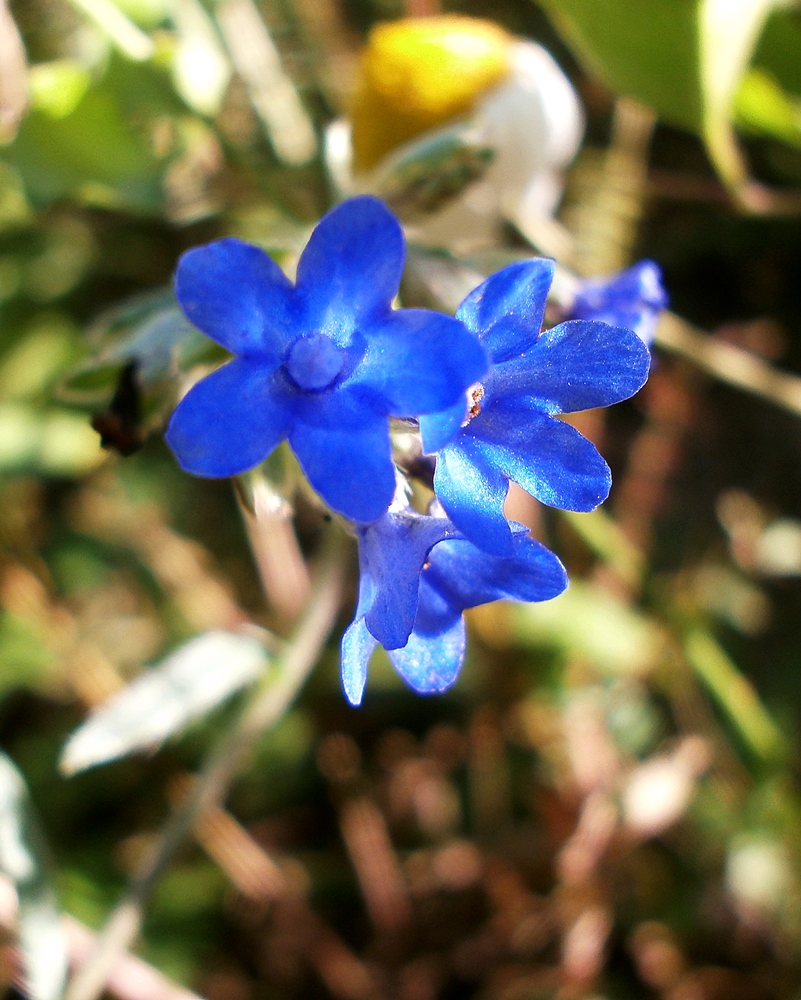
<box><xmin>64</xmin><ymin>527</ymin><xmax>347</xmax><ymax>1000</ymax></box>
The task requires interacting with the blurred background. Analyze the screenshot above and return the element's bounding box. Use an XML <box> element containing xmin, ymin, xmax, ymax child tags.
<box><xmin>3</xmin><ymin>0</ymin><xmax>801</xmax><ymax>997</ymax></box>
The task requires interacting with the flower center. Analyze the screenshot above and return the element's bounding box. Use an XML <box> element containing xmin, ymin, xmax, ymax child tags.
<box><xmin>286</xmin><ymin>334</ymin><xmax>346</xmax><ymax>391</ymax></box>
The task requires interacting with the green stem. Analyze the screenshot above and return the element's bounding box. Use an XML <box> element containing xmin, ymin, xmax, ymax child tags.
<box><xmin>683</xmin><ymin>627</ymin><xmax>785</xmax><ymax>763</ymax></box>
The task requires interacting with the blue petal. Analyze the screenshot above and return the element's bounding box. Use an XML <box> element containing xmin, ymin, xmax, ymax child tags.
<box><xmin>166</xmin><ymin>358</ymin><xmax>291</xmax><ymax>477</ymax></box>
<box><xmin>456</xmin><ymin>259</ymin><xmax>555</xmax><ymax>364</ymax></box>
<box><xmin>175</xmin><ymin>239</ymin><xmax>295</xmax><ymax>361</ymax></box>
<box><xmin>420</xmin><ymin>395</ymin><xmax>468</xmax><ymax>455</ymax></box>
<box><xmin>341</xmin><ymin>617</ymin><xmax>377</xmax><ymax>706</ymax></box>
<box><xmin>571</xmin><ymin>260</ymin><xmax>668</xmax><ymax>347</ymax></box>
<box><xmin>287</xmin><ymin>406</ymin><xmax>395</xmax><ymax>522</ymax></box>
<box><xmin>490</xmin><ymin>320</ymin><xmax>650</xmax><ymax>414</ymax></box>
<box><xmin>425</xmin><ymin>528</ymin><xmax>568</xmax><ymax>611</ymax></box>
<box><xmin>390</xmin><ymin>528</ymin><xmax>566</xmax><ymax>694</ymax></box>
<box><xmin>389</xmin><ymin>580</ymin><xmax>466</xmax><ymax>694</ymax></box>
<box><xmin>355</xmin><ymin>309</ymin><xmax>487</xmax><ymax>417</ymax></box>
<box><xmin>359</xmin><ymin>512</ymin><xmax>459</xmax><ymax>649</ymax></box>
<box><xmin>295</xmin><ymin>197</ymin><xmax>404</xmax><ymax>336</ymax></box>
<box><xmin>470</xmin><ymin>399</ymin><xmax>613</xmax><ymax>512</ymax></box>
<box><xmin>433</xmin><ymin>440</ymin><xmax>513</xmax><ymax>555</ymax></box>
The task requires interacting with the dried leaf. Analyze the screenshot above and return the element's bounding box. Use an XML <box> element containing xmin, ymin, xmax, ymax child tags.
<box><xmin>61</xmin><ymin>630</ymin><xmax>271</xmax><ymax>775</ymax></box>
<box><xmin>0</xmin><ymin>753</ymin><xmax>67</xmax><ymax>1000</ymax></box>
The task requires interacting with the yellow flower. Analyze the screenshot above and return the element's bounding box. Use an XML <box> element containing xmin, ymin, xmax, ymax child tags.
<box><xmin>327</xmin><ymin>15</ymin><xmax>584</xmax><ymax>250</ymax></box>
<box><xmin>351</xmin><ymin>16</ymin><xmax>511</xmax><ymax>173</ymax></box>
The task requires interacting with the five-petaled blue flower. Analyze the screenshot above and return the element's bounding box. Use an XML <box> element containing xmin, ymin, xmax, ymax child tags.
<box><xmin>166</xmin><ymin>196</ymin><xmax>488</xmax><ymax>523</ymax></box>
<box><xmin>341</xmin><ymin>506</ymin><xmax>568</xmax><ymax>705</ymax></box>
<box><xmin>569</xmin><ymin>260</ymin><xmax>668</xmax><ymax>348</ymax></box>
<box><xmin>420</xmin><ymin>259</ymin><xmax>651</xmax><ymax>556</ymax></box>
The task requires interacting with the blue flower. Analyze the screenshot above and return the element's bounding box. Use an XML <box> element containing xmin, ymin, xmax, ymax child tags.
<box><xmin>420</xmin><ymin>259</ymin><xmax>651</xmax><ymax>556</ymax></box>
<box><xmin>166</xmin><ymin>196</ymin><xmax>488</xmax><ymax>523</ymax></box>
<box><xmin>341</xmin><ymin>508</ymin><xmax>567</xmax><ymax>705</ymax></box>
<box><xmin>569</xmin><ymin>260</ymin><xmax>668</xmax><ymax>347</ymax></box>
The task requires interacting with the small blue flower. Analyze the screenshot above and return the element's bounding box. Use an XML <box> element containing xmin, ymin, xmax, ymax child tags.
<box><xmin>166</xmin><ymin>196</ymin><xmax>488</xmax><ymax>523</ymax></box>
<box><xmin>341</xmin><ymin>505</ymin><xmax>459</xmax><ymax>704</ymax></box>
<box><xmin>341</xmin><ymin>509</ymin><xmax>567</xmax><ymax>705</ymax></box>
<box><xmin>569</xmin><ymin>260</ymin><xmax>668</xmax><ymax>347</ymax></box>
<box><xmin>420</xmin><ymin>259</ymin><xmax>651</xmax><ymax>556</ymax></box>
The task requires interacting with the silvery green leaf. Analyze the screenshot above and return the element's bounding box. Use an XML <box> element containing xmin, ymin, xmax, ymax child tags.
<box><xmin>0</xmin><ymin>753</ymin><xmax>67</xmax><ymax>1000</ymax></box>
<box><xmin>58</xmin><ymin>287</ymin><xmax>223</xmax><ymax>408</ymax></box>
<box><xmin>61</xmin><ymin>630</ymin><xmax>271</xmax><ymax>775</ymax></box>
<box><xmin>373</xmin><ymin>125</ymin><xmax>494</xmax><ymax>216</ymax></box>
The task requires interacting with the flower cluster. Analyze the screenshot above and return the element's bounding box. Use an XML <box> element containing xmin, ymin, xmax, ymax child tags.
<box><xmin>166</xmin><ymin>197</ymin><xmax>655</xmax><ymax>704</ymax></box>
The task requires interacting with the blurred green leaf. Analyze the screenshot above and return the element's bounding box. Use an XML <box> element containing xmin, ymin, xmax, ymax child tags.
<box><xmin>511</xmin><ymin>581</ymin><xmax>662</xmax><ymax>676</ymax></box>
<box><xmin>747</xmin><ymin>4</ymin><xmax>801</xmax><ymax>94</ymax></box>
<box><xmin>538</xmin><ymin>0</ymin><xmax>780</xmax><ymax>187</ymax></box>
<box><xmin>5</xmin><ymin>53</ymin><xmax>187</xmax><ymax>211</ymax></box>
<box><xmin>0</xmin><ymin>611</ymin><xmax>55</xmax><ymax>692</ymax></box>
<box><xmin>683</xmin><ymin>626</ymin><xmax>785</xmax><ymax>762</ymax></box>
<box><xmin>0</xmin><ymin>403</ymin><xmax>104</xmax><ymax>475</ymax></box>
<box><xmin>538</xmin><ymin>0</ymin><xmax>701</xmax><ymax>131</ymax></box>
<box><xmin>0</xmin><ymin>753</ymin><xmax>67</xmax><ymax>1000</ymax></box>
<box><xmin>0</xmin><ymin>314</ymin><xmax>82</xmax><ymax>400</ymax></box>
<box><xmin>115</xmin><ymin>0</ymin><xmax>169</xmax><ymax>29</ymax></box>
<box><xmin>735</xmin><ymin>68</ymin><xmax>801</xmax><ymax>149</ymax></box>
<box><xmin>22</xmin><ymin>216</ymin><xmax>96</xmax><ymax>302</ymax></box>
<box><xmin>66</xmin><ymin>0</ymin><xmax>155</xmax><ymax>61</ymax></box>
<box><xmin>8</xmin><ymin>87</ymin><xmax>162</xmax><ymax>209</ymax></box>
<box><xmin>0</xmin><ymin>162</ymin><xmax>32</xmax><ymax>230</ymax></box>
<box><xmin>28</xmin><ymin>61</ymin><xmax>92</xmax><ymax>119</ymax></box>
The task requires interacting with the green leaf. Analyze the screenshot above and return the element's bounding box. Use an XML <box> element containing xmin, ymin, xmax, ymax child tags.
<box><xmin>0</xmin><ymin>404</ymin><xmax>104</xmax><ymax>476</ymax></box>
<box><xmin>6</xmin><ymin>54</ymin><xmax>184</xmax><ymax>211</ymax></box>
<box><xmin>372</xmin><ymin>124</ymin><xmax>495</xmax><ymax>217</ymax></box>
<box><xmin>58</xmin><ymin>288</ymin><xmax>223</xmax><ymax>436</ymax></box>
<box><xmin>8</xmin><ymin>86</ymin><xmax>162</xmax><ymax>210</ymax></box>
<box><xmin>733</xmin><ymin>8</ymin><xmax>801</xmax><ymax>149</ymax></box>
<box><xmin>0</xmin><ymin>610</ymin><xmax>55</xmax><ymax>691</ymax></box>
<box><xmin>700</xmin><ymin>0</ymin><xmax>778</xmax><ymax>186</ymax></box>
<box><xmin>683</xmin><ymin>627</ymin><xmax>785</xmax><ymax>762</ymax></box>
<box><xmin>537</xmin><ymin>0</ymin><xmax>703</xmax><ymax>131</ymax></box>
<box><xmin>749</xmin><ymin>5</ymin><xmax>801</xmax><ymax>95</ymax></box>
<box><xmin>28</xmin><ymin>60</ymin><xmax>92</xmax><ymax>119</ymax></box>
<box><xmin>511</xmin><ymin>580</ymin><xmax>662</xmax><ymax>676</ymax></box>
<box><xmin>538</xmin><ymin>0</ymin><xmax>780</xmax><ymax>187</ymax></box>
<box><xmin>68</xmin><ymin>290</ymin><xmax>207</xmax><ymax>388</ymax></box>
<box><xmin>735</xmin><ymin>68</ymin><xmax>801</xmax><ymax>150</ymax></box>
<box><xmin>0</xmin><ymin>753</ymin><xmax>67</xmax><ymax>1000</ymax></box>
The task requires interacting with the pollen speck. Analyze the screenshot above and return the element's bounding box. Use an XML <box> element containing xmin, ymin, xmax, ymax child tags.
<box><xmin>464</xmin><ymin>382</ymin><xmax>485</xmax><ymax>423</ymax></box>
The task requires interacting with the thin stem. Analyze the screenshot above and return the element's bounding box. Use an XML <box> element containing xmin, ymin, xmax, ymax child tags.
<box><xmin>655</xmin><ymin>311</ymin><xmax>801</xmax><ymax>419</ymax></box>
<box><xmin>65</xmin><ymin>527</ymin><xmax>347</xmax><ymax>1000</ymax></box>
<box><xmin>234</xmin><ymin>473</ymin><xmax>312</xmax><ymax>624</ymax></box>
<box><xmin>215</xmin><ymin>0</ymin><xmax>317</xmax><ymax>166</ymax></box>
